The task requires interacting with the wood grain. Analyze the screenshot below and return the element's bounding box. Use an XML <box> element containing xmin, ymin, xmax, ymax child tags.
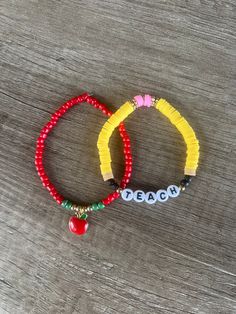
<box><xmin>0</xmin><ymin>0</ymin><xmax>236</xmax><ymax>313</ymax></box>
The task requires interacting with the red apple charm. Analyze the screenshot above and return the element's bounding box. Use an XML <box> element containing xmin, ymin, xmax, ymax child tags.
<box><xmin>69</xmin><ymin>216</ymin><xmax>89</xmax><ymax>235</ymax></box>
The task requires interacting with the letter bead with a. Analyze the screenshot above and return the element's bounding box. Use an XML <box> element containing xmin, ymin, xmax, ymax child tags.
<box><xmin>145</xmin><ymin>192</ymin><xmax>157</xmax><ymax>204</ymax></box>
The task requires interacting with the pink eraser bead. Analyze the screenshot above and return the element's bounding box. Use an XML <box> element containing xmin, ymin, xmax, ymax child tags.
<box><xmin>144</xmin><ymin>94</ymin><xmax>152</xmax><ymax>107</ymax></box>
<box><xmin>134</xmin><ymin>95</ymin><xmax>144</xmax><ymax>107</ymax></box>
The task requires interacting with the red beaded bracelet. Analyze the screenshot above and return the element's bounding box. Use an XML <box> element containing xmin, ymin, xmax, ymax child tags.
<box><xmin>35</xmin><ymin>93</ymin><xmax>132</xmax><ymax>235</ymax></box>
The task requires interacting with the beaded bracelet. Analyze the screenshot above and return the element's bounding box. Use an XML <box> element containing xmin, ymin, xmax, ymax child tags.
<box><xmin>97</xmin><ymin>94</ymin><xmax>199</xmax><ymax>204</ymax></box>
<box><xmin>35</xmin><ymin>93</ymin><xmax>132</xmax><ymax>235</ymax></box>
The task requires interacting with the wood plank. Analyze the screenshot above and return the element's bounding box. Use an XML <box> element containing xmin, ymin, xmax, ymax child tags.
<box><xmin>0</xmin><ymin>0</ymin><xmax>236</xmax><ymax>313</ymax></box>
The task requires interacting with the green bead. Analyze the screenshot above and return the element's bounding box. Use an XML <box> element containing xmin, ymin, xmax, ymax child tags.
<box><xmin>61</xmin><ymin>200</ymin><xmax>73</xmax><ymax>210</ymax></box>
<box><xmin>61</xmin><ymin>200</ymin><xmax>69</xmax><ymax>208</ymax></box>
<box><xmin>80</xmin><ymin>213</ymin><xmax>88</xmax><ymax>220</ymax></box>
<box><xmin>65</xmin><ymin>201</ymin><xmax>73</xmax><ymax>210</ymax></box>
<box><xmin>97</xmin><ymin>202</ymin><xmax>105</xmax><ymax>210</ymax></box>
<box><xmin>92</xmin><ymin>203</ymin><xmax>98</xmax><ymax>211</ymax></box>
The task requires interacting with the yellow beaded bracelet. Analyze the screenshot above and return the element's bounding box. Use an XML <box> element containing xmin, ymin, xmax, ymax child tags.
<box><xmin>97</xmin><ymin>95</ymin><xmax>200</xmax><ymax>199</ymax></box>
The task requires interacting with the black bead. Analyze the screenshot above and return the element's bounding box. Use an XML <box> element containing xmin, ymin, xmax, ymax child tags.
<box><xmin>107</xmin><ymin>179</ymin><xmax>119</xmax><ymax>190</ymax></box>
<box><xmin>184</xmin><ymin>175</ymin><xmax>192</xmax><ymax>183</ymax></box>
<box><xmin>180</xmin><ymin>178</ymin><xmax>190</xmax><ymax>187</ymax></box>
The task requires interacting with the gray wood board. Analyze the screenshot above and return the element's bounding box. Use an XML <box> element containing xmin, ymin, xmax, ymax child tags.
<box><xmin>0</xmin><ymin>0</ymin><xmax>236</xmax><ymax>313</ymax></box>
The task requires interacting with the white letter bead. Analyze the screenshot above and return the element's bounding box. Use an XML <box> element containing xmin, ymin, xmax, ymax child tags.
<box><xmin>156</xmin><ymin>189</ymin><xmax>169</xmax><ymax>202</ymax></box>
<box><xmin>145</xmin><ymin>192</ymin><xmax>157</xmax><ymax>204</ymax></box>
<box><xmin>167</xmin><ymin>185</ymin><xmax>180</xmax><ymax>198</ymax></box>
<box><xmin>121</xmin><ymin>189</ymin><xmax>133</xmax><ymax>201</ymax></box>
<box><xmin>133</xmin><ymin>190</ymin><xmax>145</xmax><ymax>202</ymax></box>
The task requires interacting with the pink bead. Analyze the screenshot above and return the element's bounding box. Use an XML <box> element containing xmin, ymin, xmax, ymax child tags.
<box><xmin>134</xmin><ymin>95</ymin><xmax>144</xmax><ymax>107</ymax></box>
<box><xmin>144</xmin><ymin>94</ymin><xmax>152</xmax><ymax>107</ymax></box>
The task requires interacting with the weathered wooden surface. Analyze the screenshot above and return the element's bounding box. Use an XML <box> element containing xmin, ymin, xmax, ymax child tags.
<box><xmin>0</xmin><ymin>0</ymin><xmax>236</xmax><ymax>313</ymax></box>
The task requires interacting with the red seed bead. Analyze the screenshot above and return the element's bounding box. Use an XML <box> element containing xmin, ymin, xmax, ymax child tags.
<box><xmin>35</xmin><ymin>157</ymin><xmax>43</xmax><ymax>163</ymax></box>
<box><xmin>39</xmin><ymin>133</ymin><xmax>47</xmax><ymax>139</ymax></box>
<box><xmin>51</xmin><ymin>114</ymin><xmax>59</xmax><ymax>121</ymax></box>
<box><xmin>102</xmin><ymin>198</ymin><xmax>111</xmax><ymax>206</ymax></box>
<box><xmin>46</xmin><ymin>185</ymin><xmax>55</xmax><ymax>192</ymax></box>
<box><xmin>36</xmin><ymin>143</ymin><xmax>45</xmax><ymax>148</ymax></box>
<box><xmin>125</xmin><ymin>166</ymin><xmax>132</xmax><ymax>172</ymax></box>
<box><xmin>124</xmin><ymin>172</ymin><xmax>131</xmax><ymax>178</ymax></box>
<box><xmin>35</xmin><ymin>149</ymin><xmax>43</xmax><ymax>155</ymax></box>
<box><xmin>50</xmin><ymin>191</ymin><xmax>57</xmax><ymax>197</ymax></box>
<box><xmin>112</xmin><ymin>191</ymin><xmax>120</xmax><ymax>199</ymax></box>
<box><xmin>124</xmin><ymin>142</ymin><xmax>131</xmax><ymax>148</ymax></box>
<box><xmin>38</xmin><ymin>170</ymin><xmax>46</xmax><ymax>176</ymax></box>
<box><xmin>125</xmin><ymin>161</ymin><xmax>132</xmax><ymax>166</ymax></box>
<box><xmin>37</xmin><ymin>138</ymin><xmax>45</xmax><ymax>144</ymax></box>
<box><xmin>35</xmin><ymin>161</ymin><xmax>42</xmax><ymax>167</ymax></box>
<box><xmin>55</xmin><ymin>197</ymin><xmax>63</xmax><ymax>205</ymax></box>
<box><xmin>125</xmin><ymin>154</ymin><xmax>132</xmax><ymax>161</ymax></box>
<box><xmin>122</xmin><ymin>177</ymin><xmax>130</xmax><ymax>184</ymax></box>
<box><xmin>124</xmin><ymin>148</ymin><xmax>131</xmax><ymax>154</ymax></box>
<box><xmin>120</xmin><ymin>182</ymin><xmax>125</xmax><ymax>189</ymax></box>
<box><xmin>36</xmin><ymin>144</ymin><xmax>43</xmax><ymax>149</ymax></box>
<box><xmin>41</xmin><ymin>175</ymin><xmax>48</xmax><ymax>181</ymax></box>
<box><xmin>41</xmin><ymin>127</ymin><xmax>49</xmax><ymax>134</ymax></box>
